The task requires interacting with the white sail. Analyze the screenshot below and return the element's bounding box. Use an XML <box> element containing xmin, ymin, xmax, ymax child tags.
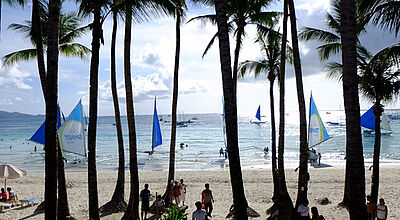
<box><xmin>382</xmin><ymin>113</ymin><xmax>392</xmax><ymax>132</ymax></box>
<box><xmin>58</xmin><ymin>100</ymin><xmax>87</xmax><ymax>157</ymax></box>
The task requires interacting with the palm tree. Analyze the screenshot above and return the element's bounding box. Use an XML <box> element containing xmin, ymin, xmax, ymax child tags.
<box><xmin>286</xmin><ymin>0</ymin><xmax>309</xmax><ymax>208</ymax></box>
<box><xmin>298</xmin><ymin>0</ymin><xmax>367</xmax><ymax>207</ymax></box>
<box><xmin>164</xmin><ymin>0</ymin><xmax>186</xmax><ymax>205</ymax></box>
<box><xmin>340</xmin><ymin>0</ymin><xmax>367</xmax><ymax>218</ymax></box>
<box><xmin>45</xmin><ymin>0</ymin><xmax>61</xmax><ymax>218</ymax></box>
<box><xmin>276</xmin><ymin>0</ymin><xmax>294</xmax><ymax>217</ymax></box>
<box><xmin>190</xmin><ymin>0</ymin><xmax>279</xmax><ymax>98</ymax></box>
<box><xmin>121</xmin><ymin>0</ymin><xmax>140</xmax><ymax>218</ymax></box>
<box><xmin>238</xmin><ymin>29</ymin><xmax>292</xmax><ymax>204</ymax></box>
<box><xmin>99</xmin><ymin>0</ymin><xmax>127</xmax><ymax>214</ymax></box>
<box><xmin>78</xmin><ymin>0</ymin><xmax>109</xmax><ymax>219</ymax></box>
<box><xmin>357</xmin><ymin>45</ymin><xmax>400</xmax><ymax>204</ymax></box>
<box><xmin>214</xmin><ymin>0</ymin><xmax>248</xmax><ymax>218</ymax></box>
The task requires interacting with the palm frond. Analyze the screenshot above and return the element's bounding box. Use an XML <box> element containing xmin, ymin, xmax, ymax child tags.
<box><xmin>298</xmin><ymin>27</ymin><xmax>340</xmax><ymax>44</ymax></box>
<box><xmin>187</xmin><ymin>14</ymin><xmax>217</xmax><ymax>26</ymax></box>
<box><xmin>202</xmin><ymin>31</ymin><xmax>219</xmax><ymax>58</ymax></box>
<box><xmin>373</xmin><ymin>1</ymin><xmax>400</xmax><ymax>37</ymax></box>
<box><xmin>325</xmin><ymin>61</ymin><xmax>343</xmax><ymax>81</ymax></box>
<box><xmin>317</xmin><ymin>42</ymin><xmax>341</xmax><ymax>61</ymax></box>
<box><xmin>59</xmin><ymin>43</ymin><xmax>91</xmax><ymax>59</ymax></box>
<box><xmin>2</xmin><ymin>48</ymin><xmax>37</xmax><ymax>66</ymax></box>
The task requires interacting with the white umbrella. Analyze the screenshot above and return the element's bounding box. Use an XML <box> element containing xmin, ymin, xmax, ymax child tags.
<box><xmin>0</xmin><ymin>163</ymin><xmax>27</xmax><ymax>190</ymax></box>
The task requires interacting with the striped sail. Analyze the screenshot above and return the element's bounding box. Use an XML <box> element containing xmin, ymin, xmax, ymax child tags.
<box><xmin>308</xmin><ymin>94</ymin><xmax>331</xmax><ymax>147</ymax></box>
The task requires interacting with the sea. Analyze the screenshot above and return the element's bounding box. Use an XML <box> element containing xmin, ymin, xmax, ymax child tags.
<box><xmin>1</xmin><ymin>111</ymin><xmax>400</xmax><ymax>173</ymax></box>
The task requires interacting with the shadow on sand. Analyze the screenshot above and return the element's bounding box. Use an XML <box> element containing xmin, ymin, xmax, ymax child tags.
<box><xmin>311</xmin><ymin>163</ymin><xmax>333</xmax><ymax>169</ymax></box>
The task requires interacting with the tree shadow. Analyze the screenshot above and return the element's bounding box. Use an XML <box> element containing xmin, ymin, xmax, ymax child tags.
<box><xmin>311</xmin><ymin>163</ymin><xmax>333</xmax><ymax>168</ymax></box>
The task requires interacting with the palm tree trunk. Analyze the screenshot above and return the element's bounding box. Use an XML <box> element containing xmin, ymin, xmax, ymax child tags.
<box><xmin>269</xmin><ymin>78</ymin><xmax>279</xmax><ymax>200</ymax></box>
<box><xmin>276</xmin><ymin>0</ymin><xmax>294</xmax><ymax>218</ymax></box>
<box><xmin>45</xmin><ymin>0</ymin><xmax>61</xmax><ymax>218</ymax></box>
<box><xmin>287</xmin><ymin>0</ymin><xmax>309</xmax><ymax>207</ymax></box>
<box><xmin>100</xmin><ymin>10</ymin><xmax>127</xmax><ymax>213</ymax></box>
<box><xmin>371</xmin><ymin>102</ymin><xmax>382</xmax><ymax>204</ymax></box>
<box><xmin>122</xmin><ymin>2</ymin><xmax>140</xmax><ymax>219</ymax></box>
<box><xmin>165</xmin><ymin>7</ymin><xmax>181</xmax><ymax>205</ymax></box>
<box><xmin>32</xmin><ymin>0</ymin><xmax>47</xmax><ymax>98</ymax></box>
<box><xmin>57</xmin><ymin>138</ymin><xmax>71</xmax><ymax>219</ymax></box>
<box><xmin>232</xmin><ymin>25</ymin><xmax>243</xmax><ymax>99</ymax></box>
<box><xmin>214</xmin><ymin>0</ymin><xmax>248</xmax><ymax>219</ymax></box>
<box><xmin>340</xmin><ymin>0</ymin><xmax>367</xmax><ymax>218</ymax></box>
<box><xmin>87</xmin><ymin>2</ymin><xmax>101</xmax><ymax>219</ymax></box>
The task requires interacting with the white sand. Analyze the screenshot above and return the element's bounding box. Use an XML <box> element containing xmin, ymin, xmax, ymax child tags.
<box><xmin>1</xmin><ymin>166</ymin><xmax>399</xmax><ymax>219</ymax></box>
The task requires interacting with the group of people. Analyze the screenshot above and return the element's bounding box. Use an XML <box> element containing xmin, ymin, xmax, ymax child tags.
<box><xmin>219</xmin><ymin>148</ymin><xmax>228</xmax><ymax>159</ymax></box>
<box><xmin>367</xmin><ymin>195</ymin><xmax>388</xmax><ymax>220</ymax></box>
<box><xmin>139</xmin><ymin>184</ymin><xmax>167</xmax><ymax>220</ymax></box>
<box><xmin>0</xmin><ymin>187</ymin><xmax>17</xmax><ymax>202</ymax></box>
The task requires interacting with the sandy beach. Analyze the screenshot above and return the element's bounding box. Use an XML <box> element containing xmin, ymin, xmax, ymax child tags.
<box><xmin>1</xmin><ymin>165</ymin><xmax>399</xmax><ymax>219</ymax></box>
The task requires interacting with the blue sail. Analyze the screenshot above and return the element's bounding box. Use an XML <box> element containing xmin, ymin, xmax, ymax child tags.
<box><xmin>255</xmin><ymin>105</ymin><xmax>261</xmax><ymax>121</ymax></box>
<box><xmin>29</xmin><ymin>105</ymin><xmax>62</xmax><ymax>145</ymax></box>
<box><xmin>151</xmin><ymin>97</ymin><xmax>162</xmax><ymax>153</ymax></box>
<box><xmin>360</xmin><ymin>105</ymin><xmax>376</xmax><ymax>130</ymax></box>
<box><xmin>308</xmin><ymin>94</ymin><xmax>331</xmax><ymax>147</ymax></box>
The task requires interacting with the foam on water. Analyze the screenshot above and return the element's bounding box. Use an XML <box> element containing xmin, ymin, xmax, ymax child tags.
<box><xmin>1</xmin><ymin>111</ymin><xmax>400</xmax><ymax>172</ymax></box>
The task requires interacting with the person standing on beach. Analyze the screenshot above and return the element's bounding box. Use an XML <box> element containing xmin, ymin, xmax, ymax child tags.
<box><xmin>201</xmin><ymin>183</ymin><xmax>214</xmax><ymax>218</ymax></box>
<box><xmin>192</xmin><ymin>201</ymin><xmax>208</xmax><ymax>220</ymax></box>
<box><xmin>219</xmin><ymin>148</ymin><xmax>224</xmax><ymax>157</ymax></box>
<box><xmin>173</xmin><ymin>181</ymin><xmax>181</xmax><ymax>206</ymax></box>
<box><xmin>367</xmin><ymin>195</ymin><xmax>377</xmax><ymax>220</ymax></box>
<box><xmin>180</xmin><ymin>179</ymin><xmax>187</xmax><ymax>206</ymax></box>
<box><xmin>140</xmin><ymin>184</ymin><xmax>151</xmax><ymax>220</ymax></box>
<box><xmin>318</xmin><ymin>153</ymin><xmax>322</xmax><ymax>166</ymax></box>
<box><xmin>376</xmin><ymin>198</ymin><xmax>388</xmax><ymax>220</ymax></box>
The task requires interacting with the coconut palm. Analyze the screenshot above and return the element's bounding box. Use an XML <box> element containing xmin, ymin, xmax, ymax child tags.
<box><xmin>358</xmin><ymin>44</ymin><xmax>400</xmax><ymax>204</ymax></box>
<box><xmin>286</xmin><ymin>0</ymin><xmax>310</xmax><ymax>208</ymax></box>
<box><xmin>213</xmin><ymin>0</ymin><xmax>248</xmax><ymax>218</ymax></box>
<box><xmin>78</xmin><ymin>0</ymin><xmax>109</xmax><ymax>218</ymax></box>
<box><xmin>163</xmin><ymin>0</ymin><xmax>186</xmax><ymax>206</ymax></box>
<box><xmin>276</xmin><ymin>0</ymin><xmax>294</xmax><ymax>217</ymax></box>
<box><xmin>298</xmin><ymin>0</ymin><xmax>368</xmax><ymax>207</ymax></box>
<box><xmin>238</xmin><ymin>29</ymin><xmax>292</xmax><ymax>204</ymax></box>
<box><xmin>45</xmin><ymin>0</ymin><xmax>61</xmax><ymax>218</ymax></box>
<box><xmin>190</xmin><ymin>0</ymin><xmax>279</xmax><ymax>98</ymax></box>
<box><xmin>99</xmin><ymin>0</ymin><xmax>127</xmax><ymax>214</ymax></box>
<box><xmin>340</xmin><ymin>0</ymin><xmax>367</xmax><ymax>218</ymax></box>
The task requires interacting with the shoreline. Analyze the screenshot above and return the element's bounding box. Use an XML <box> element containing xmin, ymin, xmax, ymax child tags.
<box><xmin>1</xmin><ymin>167</ymin><xmax>399</xmax><ymax>219</ymax></box>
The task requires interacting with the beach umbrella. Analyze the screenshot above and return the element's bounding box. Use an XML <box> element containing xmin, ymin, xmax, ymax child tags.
<box><xmin>0</xmin><ymin>163</ymin><xmax>27</xmax><ymax>189</ymax></box>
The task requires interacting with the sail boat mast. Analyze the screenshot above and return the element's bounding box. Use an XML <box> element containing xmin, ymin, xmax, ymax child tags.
<box><xmin>80</xmin><ymin>99</ymin><xmax>87</xmax><ymax>158</ymax></box>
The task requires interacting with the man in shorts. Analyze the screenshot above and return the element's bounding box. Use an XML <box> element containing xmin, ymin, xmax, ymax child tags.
<box><xmin>140</xmin><ymin>184</ymin><xmax>151</xmax><ymax>220</ymax></box>
<box><xmin>201</xmin><ymin>183</ymin><xmax>214</xmax><ymax>218</ymax></box>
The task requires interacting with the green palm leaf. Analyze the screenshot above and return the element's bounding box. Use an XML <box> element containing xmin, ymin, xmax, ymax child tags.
<box><xmin>59</xmin><ymin>43</ymin><xmax>91</xmax><ymax>59</ymax></box>
<box><xmin>317</xmin><ymin>42</ymin><xmax>342</xmax><ymax>61</ymax></box>
<box><xmin>2</xmin><ymin>48</ymin><xmax>37</xmax><ymax>66</ymax></box>
<box><xmin>298</xmin><ymin>27</ymin><xmax>340</xmax><ymax>44</ymax></box>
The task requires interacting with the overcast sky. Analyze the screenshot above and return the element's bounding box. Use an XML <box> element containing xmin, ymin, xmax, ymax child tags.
<box><xmin>0</xmin><ymin>0</ymin><xmax>398</xmax><ymax>116</ymax></box>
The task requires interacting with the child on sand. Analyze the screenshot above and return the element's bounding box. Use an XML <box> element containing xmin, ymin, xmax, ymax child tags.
<box><xmin>7</xmin><ymin>187</ymin><xmax>17</xmax><ymax>201</ymax></box>
<box><xmin>0</xmin><ymin>188</ymin><xmax>7</xmax><ymax>201</ymax></box>
<box><xmin>376</xmin><ymin>198</ymin><xmax>388</xmax><ymax>220</ymax></box>
<box><xmin>297</xmin><ymin>199</ymin><xmax>310</xmax><ymax>220</ymax></box>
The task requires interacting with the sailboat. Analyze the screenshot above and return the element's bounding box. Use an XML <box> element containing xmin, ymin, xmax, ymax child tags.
<box><xmin>58</xmin><ymin>100</ymin><xmax>88</xmax><ymax>162</ymax></box>
<box><xmin>361</xmin><ymin>105</ymin><xmax>392</xmax><ymax>136</ymax></box>
<box><xmin>308</xmin><ymin>94</ymin><xmax>331</xmax><ymax>161</ymax></box>
<box><xmin>250</xmin><ymin>105</ymin><xmax>266</xmax><ymax>124</ymax></box>
<box><xmin>29</xmin><ymin>105</ymin><xmax>63</xmax><ymax>147</ymax></box>
<box><xmin>149</xmin><ymin>97</ymin><xmax>162</xmax><ymax>155</ymax></box>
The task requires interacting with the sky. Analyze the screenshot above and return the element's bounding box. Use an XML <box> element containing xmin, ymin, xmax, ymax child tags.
<box><xmin>0</xmin><ymin>0</ymin><xmax>399</xmax><ymax>116</ymax></box>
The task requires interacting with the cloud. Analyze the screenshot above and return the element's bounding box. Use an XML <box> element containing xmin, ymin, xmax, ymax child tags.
<box><xmin>15</xmin><ymin>97</ymin><xmax>22</xmax><ymax>101</ymax></box>
<box><xmin>0</xmin><ymin>62</ymin><xmax>32</xmax><ymax>89</ymax></box>
<box><xmin>141</xmin><ymin>53</ymin><xmax>164</xmax><ymax>68</ymax></box>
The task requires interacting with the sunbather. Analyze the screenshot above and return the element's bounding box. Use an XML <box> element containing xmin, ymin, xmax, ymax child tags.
<box><xmin>7</xmin><ymin>187</ymin><xmax>17</xmax><ymax>201</ymax></box>
<box><xmin>0</xmin><ymin>188</ymin><xmax>7</xmax><ymax>201</ymax></box>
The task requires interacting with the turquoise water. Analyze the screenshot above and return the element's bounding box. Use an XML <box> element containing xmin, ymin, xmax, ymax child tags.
<box><xmin>0</xmin><ymin>111</ymin><xmax>399</xmax><ymax>172</ymax></box>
